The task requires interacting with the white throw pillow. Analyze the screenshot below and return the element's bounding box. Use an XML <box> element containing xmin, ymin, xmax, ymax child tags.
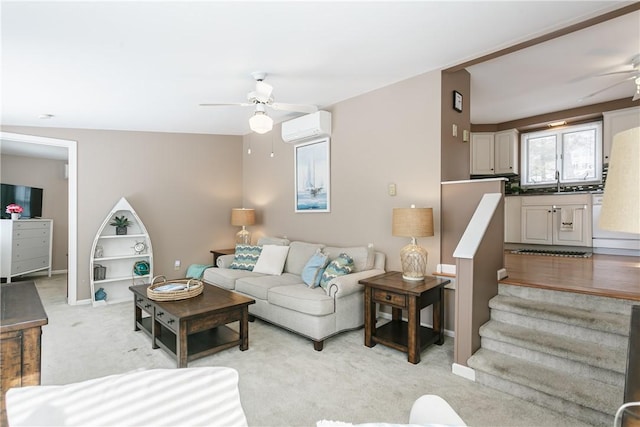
<box><xmin>253</xmin><ymin>245</ymin><xmax>290</xmax><ymax>275</ymax></box>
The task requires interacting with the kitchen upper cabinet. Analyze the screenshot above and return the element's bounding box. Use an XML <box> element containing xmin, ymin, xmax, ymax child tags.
<box><xmin>470</xmin><ymin>133</ymin><xmax>494</xmax><ymax>175</ymax></box>
<box><xmin>520</xmin><ymin>195</ymin><xmax>591</xmax><ymax>247</ymax></box>
<box><xmin>494</xmin><ymin>129</ymin><xmax>519</xmax><ymax>174</ymax></box>
<box><xmin>603</xmin><ymin>107</ymin><xmax>640</xmax><ymax>163</ymax></box>
<box><xmin>470</xmin><ymin>129</ymin><xmax>518</xmax><ymax>175</ymax></box>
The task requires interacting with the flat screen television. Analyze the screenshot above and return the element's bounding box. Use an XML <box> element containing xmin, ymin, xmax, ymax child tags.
<box><xmin>1</xmin><ymin>184</ymin><xmax>43</xmax><ymax>219</ymax></box>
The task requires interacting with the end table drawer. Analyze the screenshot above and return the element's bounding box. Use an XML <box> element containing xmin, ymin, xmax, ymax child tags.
<box><xmin>373</xmin><ymin>289</ymin><xmax>406</xmax><ymax>308</ymax></box>
<box><xmin>135</xmin><ymin>295</ymin><xmax>154</xmax><ymax>314</ymax></box>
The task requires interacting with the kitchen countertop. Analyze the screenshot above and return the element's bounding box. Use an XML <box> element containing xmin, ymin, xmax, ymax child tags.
<box><xmin>506</xmin><ymin>190</ymin><xmax>603</xmax><ymax>197</ymax></box>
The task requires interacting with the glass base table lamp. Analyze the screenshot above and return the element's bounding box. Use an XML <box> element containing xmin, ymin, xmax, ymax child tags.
<box><xmin>392</xmin><ymin>205</ymin><xmax>434</xmax><ymax>281</ymax></box>
<box><xmin>231</xmin><ymin>208</ymin><xmax>256</xmax><ymax>245</ymax></box>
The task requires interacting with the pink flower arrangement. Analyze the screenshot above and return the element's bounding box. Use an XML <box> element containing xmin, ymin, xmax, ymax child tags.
<box><xmin>6</xmin><ymin>204</ymin><xmax>23</xmax><ymax>214</ymax></box>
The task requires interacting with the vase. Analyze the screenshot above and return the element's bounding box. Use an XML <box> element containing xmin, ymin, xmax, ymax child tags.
<box><xmin>11</xmin><ymin>213</ymin><xmax>20</xmax><ymax>220</ymax></box>
<box><xmin>115</xmin><ymin>226</ymin><xmax>127</xmax><ymax>235</ymax></box>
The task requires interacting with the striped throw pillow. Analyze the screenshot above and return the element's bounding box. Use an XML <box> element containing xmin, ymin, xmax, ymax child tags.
<box><xmin>229</xmin><ymin>244</ymin><xmax>262</xmax><ymax>271</ymax></box>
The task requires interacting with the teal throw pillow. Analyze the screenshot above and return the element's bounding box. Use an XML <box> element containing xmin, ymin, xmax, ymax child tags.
<box><xmin>301</xmin><ymin>250</ymin><xmax>330</xmax><ymax>288</ymax></box>
<box><xmin>229</xmin><ymin>244</ymin><xmax>262</xmax><ymax>271</ymax></box>
<box><xmin>320</xmin><ymin>253</ymin><xmax>354</xmax><ymax>290</ymax></box>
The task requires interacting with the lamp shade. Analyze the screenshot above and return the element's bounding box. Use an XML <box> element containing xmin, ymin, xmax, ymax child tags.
<box><xmin>600</xmin><ymin>127</ymin><xmax>640</xmax><ymax>234</ymax></box>
<box><xmin>231</xmin><ymin>208</ymin><xmax>255</xmax><ymax>226</ymax></box>
<box><xmin>249</xmin><ymin>111</ymin><xmax>273</xmax><ymax>134</ymax></box>
<box><xmin>392</xmin><ymin>207</ymin><xmax>434</xmax><ymax>237</ymax></box>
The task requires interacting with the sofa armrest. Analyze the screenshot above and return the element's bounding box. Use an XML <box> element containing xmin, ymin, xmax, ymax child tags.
<box><xmin>326</xmin><ymin>269</ymin><xmax>385</xmax><ymax>298</ymax></box>
<box><xmin>217</xmin><ymin>254</ymin><xmax>236</xmax><ymax>268</ymax></box>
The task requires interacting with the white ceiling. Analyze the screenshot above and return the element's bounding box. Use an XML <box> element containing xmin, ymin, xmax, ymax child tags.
<box><xmin>1</xmin><ymin>1</ymin><xmax>638</xmax><ymax>153</ymax></box>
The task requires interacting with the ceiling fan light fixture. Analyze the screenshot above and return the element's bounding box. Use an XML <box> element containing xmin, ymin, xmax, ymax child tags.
<box><xmin>249</xmin><ymin>111</ymin><xmax>273</xmax><ymax>134</ymax></box>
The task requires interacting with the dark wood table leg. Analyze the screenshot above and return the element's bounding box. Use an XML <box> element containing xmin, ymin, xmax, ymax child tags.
<box><xmin>391</xmin><ymin>307</ymin><xmax>402</xmax><ymax>322</ymax></box>
<box><xmin>407</xmin><ymin>295</ymin><xmax>420</xmax><ymax>364</ymax></box>
<box><xmin>177</xmin><ymin>321</ymin><xmax>188</xmax><ymax>368</ymax></box>
<box><xmin>240</xmin><ymin>307</ymin><xmax>249</xmax><ymax>351</ymax></box>
<box><xmin>134</xmin><ymin>297</ymin><xmax>141</xmax><ymax>331</ymax></box>
<box><xmin>151</xmin><ymin>310</ymin><xmax>159</xmax><ymax>350</ymax></box>
<box><xmin>434</xmin><ymin>286</ymin><xmax>444</xmax><ymax>345</ymax></box>
<box><xmin>364</xmin><ymin>287</ymin><xmax>375</xmax><ymax>347</ymax></box>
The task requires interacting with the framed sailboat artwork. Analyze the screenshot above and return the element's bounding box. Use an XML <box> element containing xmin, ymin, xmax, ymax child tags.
<box><xmin>294</xmin><ymin>137</ymin><xmax>330</xmax><ymax>213</ymax></box>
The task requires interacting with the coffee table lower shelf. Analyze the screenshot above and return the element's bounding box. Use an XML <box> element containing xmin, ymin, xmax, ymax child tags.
<box><xmin>137</xmin><ymin>317</ymin><xmax>241</xmax><ymax>364</ymax></box>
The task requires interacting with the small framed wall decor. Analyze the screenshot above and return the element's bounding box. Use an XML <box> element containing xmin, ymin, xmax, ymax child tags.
<box><xmin>453</xmin><ymin>90</ymin><xmax>463</xmax><ymax>113</ymax></box>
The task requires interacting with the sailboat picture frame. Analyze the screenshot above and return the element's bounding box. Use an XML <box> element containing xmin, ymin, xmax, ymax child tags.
<box><xmin>294</xmin><ymin>137</ymin><xmax>330</xmax><ymax>213</ymax></box>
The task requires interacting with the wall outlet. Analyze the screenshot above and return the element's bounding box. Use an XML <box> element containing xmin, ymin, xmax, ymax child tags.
<box><xmin>174</xmin><ymin>260</ymin><xmax>181</xmax><ymax>270</ymax></box>
<box><xmin>452</xmin><ymin>124</ymin><xmax>458</xmax><ymax>137</ymax></box>
<box><xmin>388</xmin><ymin>183</ymin><xmax>397</xmax><ymax>196</ymax></box>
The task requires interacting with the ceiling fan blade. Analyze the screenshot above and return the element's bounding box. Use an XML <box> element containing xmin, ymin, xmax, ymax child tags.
<box><xmin>199</xmin><ymin>102</ymin><xmax>254</xmax><ymax>107</ymax></box>
<box><xmin>580</xmin><ymin>75</ymin><xmax>636</xmax><ymax>101</ymax></box>
<box><xmin>595</xmin><ymin>70</ymin><xmax>636</xmax><ymax>77</ymax></box>
<box><xmin>633</xmin><ymin>90</ymin><xmax>640</xmax><ymax>102</ymax></box>
<box><xmin>270</xmin><ymin>102</ymin><xmax>318</xmax><ymax>114</ymax></box>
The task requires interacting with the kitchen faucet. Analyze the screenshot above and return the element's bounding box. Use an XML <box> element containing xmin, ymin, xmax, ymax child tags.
<box><xmin>555</xmin><ymin>170</ymin><xmax>561</xmax><ymax>192</ymax></box>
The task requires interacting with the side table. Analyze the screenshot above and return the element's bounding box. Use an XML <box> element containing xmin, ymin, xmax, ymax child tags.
<box><xmin>210</xmin><ymin>248</ymin><xmax>235</xmax><ymax>265</ymax></box>
<box><xmin>359</xmin><ymin>271</ymin><xmax>449</xmax><ymax>364</ymax></box>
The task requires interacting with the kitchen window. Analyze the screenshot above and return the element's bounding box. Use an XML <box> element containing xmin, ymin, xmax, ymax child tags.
<box><xmin>521</xmin><ymin>121</ymin><xmax>602</xmax><ymax>188</ymax></box>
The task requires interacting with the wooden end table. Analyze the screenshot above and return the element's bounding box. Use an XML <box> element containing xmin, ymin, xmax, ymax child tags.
<box><xmin>359</xmin><ymin>271</ymin><xmax>449</xmax><ymax>364</ymax></box>
<box><xmin>130</xmin><ymin>282</ymin><xmax>254</xmax><ymax>368</ymax></box>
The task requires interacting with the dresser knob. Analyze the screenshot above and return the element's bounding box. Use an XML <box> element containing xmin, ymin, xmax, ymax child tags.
<box><xmin>168</xmin><ymin>319</ymin><xmax>175</xmax><ymax>324</ymax></box>
<box><xmin>144</xmin><ymin>304</ymin><xmax>151</xmax><ymax>309</ymax></box>
<box><xmin>385</xmin><ymin>295</ymin><xmax>391</xmax><ymax>301</ymax></box>
<box><xmin>157</xmin><ymin>311</ymin><xmax>164</xmax><ymax>317</ymax></box>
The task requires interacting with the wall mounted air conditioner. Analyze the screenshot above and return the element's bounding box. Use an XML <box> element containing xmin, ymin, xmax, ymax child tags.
<box><xmin>281</xmin><ymin>111</ymin><xmax>331</xmax><ymax>143</ymax></box>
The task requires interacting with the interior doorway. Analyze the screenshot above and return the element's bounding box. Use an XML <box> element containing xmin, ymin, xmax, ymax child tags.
<box><xmin>0</xmin><ymin>132</ymin><xmax>78</xmax><ymax>304</ymax></box>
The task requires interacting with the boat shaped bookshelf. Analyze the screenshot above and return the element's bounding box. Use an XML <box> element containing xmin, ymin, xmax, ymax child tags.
<box><xmin>90</xmin><ymin>197</ymin><xmax>153</xmax><ymax>307</ymax></box>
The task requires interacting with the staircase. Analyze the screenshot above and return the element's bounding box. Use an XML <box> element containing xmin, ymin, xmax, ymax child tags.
<box><xmin>467</xmin><ymin>283</ymin><xmax>636</xmax><ymax>426</ymax></box>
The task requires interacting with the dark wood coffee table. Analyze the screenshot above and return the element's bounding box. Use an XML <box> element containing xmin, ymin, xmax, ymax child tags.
<box><xmin>130</xmin><ymin>282</ymin><xmax>255</xmax><ymax>368</ymax></box>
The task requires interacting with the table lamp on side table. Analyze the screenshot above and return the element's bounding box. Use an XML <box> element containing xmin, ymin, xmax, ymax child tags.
<box><xmin>392</xmin><ymin>205</ymin><xmax>434</xmax><ymax>281</ymax></box>
<box><xmin>231</xmin><ymin>208</ymin><xmax>255</xmax><ymax>245</ymax></box>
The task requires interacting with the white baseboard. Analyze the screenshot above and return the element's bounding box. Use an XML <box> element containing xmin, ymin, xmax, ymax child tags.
<box><xmin>452</xmin><ymin>363</ymin><xmax>476</xmax><ymax>381</ymax></box>
<box><xmin>74</xmin><ymin>298</ymin><xmax>92</xmax><ymax>305</ymax></box>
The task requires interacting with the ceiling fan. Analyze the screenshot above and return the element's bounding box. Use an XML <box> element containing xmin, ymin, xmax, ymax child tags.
<box><xmin>581</xmin><ymin>54</ymin><xmax>640</xmax><ymax>102</ymax></box>
<box><xmin>200</xmin><ymin>72</ymin><xmax>318</xmax><ymax>134</ymax></box>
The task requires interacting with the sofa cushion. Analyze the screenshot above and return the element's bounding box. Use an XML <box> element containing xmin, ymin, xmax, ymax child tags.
<box><xmin>323</xmin><ymin>244</ymin><xmax>374</xmax><ymax>272</ymax></box>
<box><xmin>320</xmin><ymin>253</ymin><xmax>354</xmax><ymax>290</ymax></box>
<box><xmin>267</xmin><ymin>284</ymin><xmax>335</xmax><ymax>316</ymax></box>
<box><xmin>301</xmin><ymin>250</ymin><xmax>330</xmax><ymax>288</ymax></box>
<box><xmin>253</xmin><ymin>245</ymin><xmax>290</xmax><ymax>275</ymax></box>
<box><xmin>284</xmin><ymin>241</ymin><xmax>325</xmax><ymax>275</ymax></box>
<box><xmin>202</xmin><ymin>267</ymin><xmax>262</xmax><ymax>290</ymax></box>
<box><xmin>236</xmin><ymin>273</ymin><xmax>303</xmax><ymax>300</ymax></box>
<box><xmin>229</xmin><ymin>244</ymin><xmax>262</xmax><ymax>271</ymax></box>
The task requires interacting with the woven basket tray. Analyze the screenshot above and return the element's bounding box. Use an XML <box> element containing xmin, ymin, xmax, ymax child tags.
<box><xmin>147</xmin><ymin>276</ymin><xmax>203</xmax><ymax>301</ymax></box>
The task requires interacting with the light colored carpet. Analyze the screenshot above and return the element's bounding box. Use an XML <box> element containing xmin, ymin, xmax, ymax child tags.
<box><xmin>32</xmin><ymin>274</ymin><xmax>595</xmax><ymax>427</ymax></box>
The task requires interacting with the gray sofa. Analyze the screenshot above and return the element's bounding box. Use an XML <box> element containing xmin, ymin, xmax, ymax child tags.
<box><xmin>202</xmin><ymin>238</ymin><xmax>386</xmax><ymax>350</ymax></box>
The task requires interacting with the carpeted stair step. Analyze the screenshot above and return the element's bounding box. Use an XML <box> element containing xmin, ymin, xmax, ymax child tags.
<box><xmin>479</xmin><ymin>320</ymin><xmax>626</xmax><ymax>386</ymax></box>
<box><xmin>489</xmin><ymin>294</ymin><xmax>630</xmax><ymax>347</ymax></box>
<box><xmin>468</xmin><ymin>348</ymin><xmax>622</xmax><ymax>427</ymax></box>
<box><xmin>497</xmin><ymin>283</ymin><xmax>636</xmax><ymax>316</ymax></box>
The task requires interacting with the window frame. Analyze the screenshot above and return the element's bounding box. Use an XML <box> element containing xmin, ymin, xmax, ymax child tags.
<box><xmin>521</xmin><ymin>121</ymin><xmax>602</xmax><ymax>188</ymax></box>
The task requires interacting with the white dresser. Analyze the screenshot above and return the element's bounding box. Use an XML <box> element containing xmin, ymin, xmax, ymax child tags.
<box><xmin>0</xmin><ymin>219</ymin><xmax>53</xmax><ymax>283</ymax></box>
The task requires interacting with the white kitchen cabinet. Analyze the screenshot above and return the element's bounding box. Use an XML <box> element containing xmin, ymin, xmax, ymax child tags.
<box><xmin>494</xmin><ymin>129</ymin><xmax>519</xmax><ymax>174</ymax></box>
<box><xmin>504</xmin><ymin>196</ymin><xmax>522</xmax><ymax>243</ymax></box>
<box><xmin>520</xmin><ymin>195</ymin><xmax>591</xmax><ymax>247</ymax></box>
<box><xmin>470</xmin><ymin>133</ymin><xmax>494</xmax><ymax>175</ymax></box>
<box><xmin>470</xmin><ymin>129</ymin><xmax>518</xmax><ymax>175</ymax></box>
<box><xmin>603</xmin><ymin>107</ymin><xmax>640</xmax><ymax>163</ymax></box>
<box><xmin>0</xmin><ymin>219</ymin><xmax>53</xmax><ymax>282</ymax></box>
<box><xmin>90</xmin><ymin>197</ymin><xmax>153</xmax><ymax>307</ymax></box>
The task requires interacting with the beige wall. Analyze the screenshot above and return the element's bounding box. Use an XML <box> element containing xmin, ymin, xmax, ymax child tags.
<box><xmin>242</xmin><ymin>70</ymin><xmax>443</xmax><ymax>275</ymax></box>
<box><xmin>441</xmin><ymin>70</ymin><xmax>471</xmax><ymax>182</ymax></box>
<box><xmin>1</xmin><ymin>154</ymin><xmax>69</xmax><ymax>270</ymax></box>
<box><xmin>1</xmin><ymin>126</ymin><xmax>243</xmax><ymax>301</ymax></box>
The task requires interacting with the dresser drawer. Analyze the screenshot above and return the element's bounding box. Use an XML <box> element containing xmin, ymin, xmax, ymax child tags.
<box><xmin>12</xmin><ymin>221</ymin><xmax>50</xmax><ymax>231</ymax></box>
<box><xmin>373</xmin><ymin>289</ymin><xmax>407</xmax><ymax>308</ymax></box>
<box><xmin>155</xmin><ymin>309</ymin><xmax>178</xmax><ymax>332</ymax></box>
<box><xmin>12</xmin><ymin>256</ymin><xmax>49</xmax><ymax>274</ymax></box>
<box><xmin>13</xmin><ymin>227</ymin><xmax>50</xmax><ymax>240</ymax></box>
